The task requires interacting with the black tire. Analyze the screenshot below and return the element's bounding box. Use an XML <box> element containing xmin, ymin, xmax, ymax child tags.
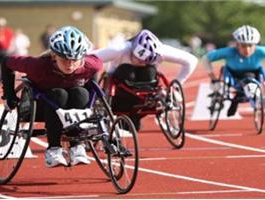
<box><xmin>0</xmin><ymin>84</ymin><xmax>36</xmax><ymax>184</ymax></box>
<box><xmin>108</xmin><ymin>115</ymin><xmax>139</xmax><ymax>194</ymax></box>
<box><xmin>89</xmin><ymin>85</ymin><xmax>115</xmax><ymax>178</ymax></box>
<box><xmin>156</xmin><ymin>113</ymin><xmax>185</xmax><ymax>149</ymax></box>
<box><xmin>253</xmin><ymin>84</ymin><xmax>264</xmax><ymax>134</ymax></box>
<box><xmin>209</xmin><ymin>68</ymin><xmax>226</xmax><ymax>131</ymax></box>
<box><xmin>157</xmin><ymin>79</ymin><xmax>185</xmax><ymax>149</ymax></box>
<box><xmin>208</xmin><ymin>90</ymin><xmax>224</xmax><ymax>131</ymax></box>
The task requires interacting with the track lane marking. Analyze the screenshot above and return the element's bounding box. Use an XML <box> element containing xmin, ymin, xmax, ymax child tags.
<box><xmin>31</xmin><ymin>137</ymin><xmax>265</xmax><ymax>194</ymax></box>
<box><xmin>131</xmin><ymin>165</ymin><xmax>265</xmax><ymax>193</ymax></box>
<box><xmin>139</xmin><ymin>154</ymin><xmax>265</xmax><ymax>161</ymax></box>
<box><xmin>177</xmin><ymin>189</ymin><xmax>252</xmax><ymax>195</ymax></box>
<box><xmin>186</xmin><ymin>132</ymin><xmax>265</xmax><ymax>153</ymax></box>
<box><xmin>0</xmin><ymin>194</ymin><xmax>14</xmax><ymax>199</ymax></box>
<box><xmin>196</xmin><ymin>133</ymin><xmax>243</xmax><ymax>137</ymax></box>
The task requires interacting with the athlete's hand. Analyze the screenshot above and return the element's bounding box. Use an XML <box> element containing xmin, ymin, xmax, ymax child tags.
<box><xmin>5</xmin><ymin>94</ymin><xmax>19</xmax><ymax>110</ymax></box>
<box><xmin>210</xmin><ymin>79</ymin><xmax>221</xmax><ymax>91</ymax></box>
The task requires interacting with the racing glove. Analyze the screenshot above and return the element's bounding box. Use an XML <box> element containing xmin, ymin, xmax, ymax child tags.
<box><xmin>1</xmin><ymin>57</ymin><xmax>18</xmax><ymax>110</ymax></box>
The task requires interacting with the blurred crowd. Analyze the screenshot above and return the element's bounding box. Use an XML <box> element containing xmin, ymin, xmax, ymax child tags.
<box><xmin>0</xmin><ymin>17</ymin><xmax>57</xmax><ymax>58</ymax></box>
<box><xmin>0</xmin><ymin>17</ymin><xmax>30</xmax><ymax>57</ymax></box>
<box><xmin>0</xmin><ymin>16</ymin><xmax>220</xmax><ymax>59</ymax></box>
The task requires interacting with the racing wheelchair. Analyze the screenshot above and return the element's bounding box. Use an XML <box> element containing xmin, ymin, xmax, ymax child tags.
<box><xmin>98</xmin><ymin>69</ymin><xmax>186</xmax><ymax>149</ymax></box>
<box><xmin>0</xmin><ymin>77</ymin><xmax>139</xmax><ymax>194</ymax></box>
<box><xmin>208</xmin><ymin>67</ymin><xmax>264</xmax><ymax>134</ymax></box>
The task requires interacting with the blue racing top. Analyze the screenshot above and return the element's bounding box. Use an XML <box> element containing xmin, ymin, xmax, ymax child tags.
<box><xmin>207</xmin><ymin>46</ymin><xmax>265</xmax><ymax>72</ymax></box>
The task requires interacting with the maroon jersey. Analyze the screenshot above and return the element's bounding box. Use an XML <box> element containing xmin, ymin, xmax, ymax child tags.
<box><xmin>5</xmin><ymin>54</ymin><xmax>103</xmax><ymax>90</ymax></box>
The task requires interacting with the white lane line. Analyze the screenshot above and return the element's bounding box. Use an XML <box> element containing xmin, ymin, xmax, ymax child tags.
<box><xmin>26</xmin><ymin>194</ymin><xmax>99</xmax><ymax>199</ymax></box>
<box><xmin>186</xmin><ymin>132</ymin><xmax>265</xmax><ymax>153</ymax></box>
<box><xmin>0</xmin><ymin>194</ymin><xmax>15</xmax><ymax>199</ymax></box>
<box><xmin>31</xmin><ymin>132</ymin><xmax>265</xmax><ymax>194</ymax></box>
<box><xmin>31</xmin><ymin>137</ymin><xmax>48</xmax><ymax>148</ymax></box>
<box><xmin>32</xmin><ymin>136</ymin><xmax>265</xmax><ymax>194</ymax></box>
<box><xmin>186</xmin><ymin>101</ymin><xmax>194</xmax><ymax>108</ymax></box>
<box><xmin>139</xmin><ymin>146</ymin><xmax>231</xmax><ymax>152</ymax></box>
<box><xmin>139</xmin><ymin>154</ymin><xmax>265</xmax><ymax>161</ymax></box>
<box><xmin>121</xmin><ymin>189</ymin><xmax>251</xmax><ymax>197</ymax></box>
<box><xmin>177</xmin><ymin>189</ymin><xmax>251</xmax><ymax>195</ymax></box>
<box><xmin>133</xmin><ymin>165</ymin><xmax>265</xmax><ymax>193</ymax></box>
<box><xmin>227</xmin><ymin>154</ymin><xmax>265</xmax><ymax>158</ymax></box>
<box><xmin>198</xmin><ymin>133</ymin><xmax>243</xmax><ymax>137</ymax></box>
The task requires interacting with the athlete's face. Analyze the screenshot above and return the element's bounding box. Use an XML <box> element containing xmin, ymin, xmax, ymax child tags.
<box><xmin>52</xmin><ymin>53</ymin><xmax>84</xmax><ymax>74</ymax></box>
<box><xmin>237</xmin><ymin>43</ymin><xmax>256</xmax><ymax>57</ymax></box>
<box><xmin>130</xmin><ymin>52</ymin><xmax>147</xmax><ymax>66</ymax></box>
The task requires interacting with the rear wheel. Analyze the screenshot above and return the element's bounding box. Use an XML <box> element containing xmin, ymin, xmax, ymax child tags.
<box><xmin>0</xmin><ymin>84</ymin><xmax>36</xmax><ymax>184</ymax></box>
<box><xmin>108</xmin><ymin>115</ymin><xmax>139</xmax><ymax>194</ymax></box>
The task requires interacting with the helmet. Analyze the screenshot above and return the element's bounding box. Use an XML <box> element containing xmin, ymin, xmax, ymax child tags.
<box><xmin>232</xmin><ymin>25</ymin><xmax>261</xmax><ymax>44</ymax></box>
<box><xmin>132</xmin><ymin>29</ymin><xmax>161</xmax><ymax>64</ymax></box>
<box><xmin>49</xmin><ymin>26</ymin><xmax>93</xmax><ymax>60</ymax></box>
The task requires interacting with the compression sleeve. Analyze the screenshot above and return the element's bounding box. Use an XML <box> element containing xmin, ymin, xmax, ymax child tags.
<box><xmin>91</xmin><ymin>41</ymin><xmax>129</xmax><ymax>63</ymax></box>
<box><xmin>161</xmin><ymin>44</ymin><xmax>198</xmax><ymax>84</ymax></box>
<box><xmin>201</xmin><ymin>54</ymin><xmax>217</xmax><ymax>80</ymax></box>
<box><xmin>201</xmin><ymin>54</ymin><xmax>213</xmax><ymax>74</ymax></box>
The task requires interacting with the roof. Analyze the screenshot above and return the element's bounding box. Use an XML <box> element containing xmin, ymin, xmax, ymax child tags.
<box><xmin>0</xmin><ymin>0</ymin><xmax>158</xmax><ymax>15</ymax></box>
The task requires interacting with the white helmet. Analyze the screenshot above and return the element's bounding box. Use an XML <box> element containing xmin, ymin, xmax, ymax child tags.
<box><xmin>232</xmin><ymin>25</ymin><xmax>261</xmax><ymax>44</ymax></box>
<box><xmin>132</xmin><ymin>29</ymin><xmax>161</xmax><ymax>64</ymax></box>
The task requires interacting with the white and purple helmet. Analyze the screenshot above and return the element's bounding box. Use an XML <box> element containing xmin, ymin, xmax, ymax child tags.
<box><xmin>49</xmin><ymin>26</ymin><xmax>93</xmax><ymax>60</ymax></box>
<box><xmin>232</xmin><ymin>25</ymin><xmax>261</xmax><ymax>45</ymax></box>
<box><xmin>132</xmin><ymin>29</ymin><xmax>161</xmax><ymax>64</ymax></box>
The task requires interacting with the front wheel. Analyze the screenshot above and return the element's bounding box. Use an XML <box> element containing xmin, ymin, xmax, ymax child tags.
<box><xmin>156</xmin><ymin>112</ymin><xmax>185</xmax><ymax>149</ymax></box>
<box><xmin>89</xmin><ymin>90</ymin><xmax>115</xmax><ymax>178</ymax></box>
<box><xmin>108</xmin><ymin>115</ymin><xmax>139</xmax><ymax>194</ymax></box>
<box><xmin>157</xmin><ymin>79</ymin><xmax>185</xmax><ymax>149</ymax></box>
<box><xmin>252</xmin><ymin>85</ymin><xmax>264</xmax><ymax>134</ymax></box>
<box><xmin>208</xmin><ymin>90</ymin><xmax>224</xmax><ymax>131</ymax></box>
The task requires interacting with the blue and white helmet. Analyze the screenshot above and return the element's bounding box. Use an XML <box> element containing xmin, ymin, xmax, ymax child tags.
<box><xmin>49</xmin><ymin>26</ymin><xmax>93</xmax><ymax>60</ymax></box>
<box><xmin>232</xmin><ymin>25</ymin><xmax>261</xmax><ymax>44</ymax></box>
<box><xmin>132</xmin><ymin>29</ymin><xmax>161</xmax><ymax>64</ymax></box>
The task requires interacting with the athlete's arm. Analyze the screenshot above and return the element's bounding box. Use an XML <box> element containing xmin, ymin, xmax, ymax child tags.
<box><xmin>90</xmin><ymin>41</ymin><xmax>130</xmax><ymax>62</ymax></box>
<box><xmin>160</xmin><ymin>44</ymin><xmax>198</xmax><ymax>84</ymax></box>
<box><xmin>201</xmin><ymin>54</ymin><xmax>216</xmax><ymax>80</ymax></box>
<box><xmin>202</xmin><ymin>47</ymin><xmax>235</xmax><ymax>80</ymax></box>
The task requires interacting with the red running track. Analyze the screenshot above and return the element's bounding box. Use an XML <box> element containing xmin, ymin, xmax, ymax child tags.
<box><xmin>1</xmin><ymin>64</ymin><xmax>265</xmax><ymax>199</ymax></box>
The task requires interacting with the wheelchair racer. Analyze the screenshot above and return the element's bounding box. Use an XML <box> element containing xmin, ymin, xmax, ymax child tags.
<box><xmin>202</xmin><ymin>25</ymin><xmax>265</xmax><ymax>116</ymax></box>
<box><xmin>91</xmin><ymin>29</ymin><xmax>198</xmax><ymax>130</ymax></box>
<box><xmin>1</xmin><ymin>26</ymin><xmax>103</xmax><ymax>167</ymax></box>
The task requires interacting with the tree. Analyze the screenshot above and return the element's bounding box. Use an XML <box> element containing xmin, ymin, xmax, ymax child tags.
<box><xmin>142</xmin><ymin>1</ymin><xmax>265</xmax><ymax>47</ymax></box>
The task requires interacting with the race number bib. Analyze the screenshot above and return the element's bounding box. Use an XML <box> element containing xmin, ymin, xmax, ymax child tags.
<box><xmin>56</xmin><ymin>108</ymin><xmax>92</xmax><ymax>128</ymax></box>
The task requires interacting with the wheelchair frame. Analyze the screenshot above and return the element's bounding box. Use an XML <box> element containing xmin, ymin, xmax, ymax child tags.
<box><xmin>0</xmin><ymin>77</ymin><xmax>139</xmax><ymax>194</ymax></box>
<box><xmin>99</xmin><ymin>70</ymin><xmax>186</xmax><ymax>149</ymax></box>
<box><xmin>208</xmin><ymin>67</ymin><xmax>264</xmax><ymax>134</ymax></box>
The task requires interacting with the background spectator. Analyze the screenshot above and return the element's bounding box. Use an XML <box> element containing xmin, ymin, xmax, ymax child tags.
<box><xmin>11</xmin><ymin>28</ymin><xmax>30</xmax><ymax>55</ymax></box>
<box><xmin>0</xmin><ymin>17</ymin><xmax>14</xmax><ymax>57</ymax></box>
<box><xmin>40</xmin><ymin>24</ymin><xmax>56</xmax><ymax>51</ymax></box>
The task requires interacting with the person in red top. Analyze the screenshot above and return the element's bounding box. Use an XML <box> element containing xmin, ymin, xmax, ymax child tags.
<box><xmin>0</xmin><ymin>17</ymin><xmax>14</xmax><ymax>56</ymax></box>
<box><xmin>1</xmin><ymin>26</ymin><xmax>103</xmax><ymax>167</ymax></box>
